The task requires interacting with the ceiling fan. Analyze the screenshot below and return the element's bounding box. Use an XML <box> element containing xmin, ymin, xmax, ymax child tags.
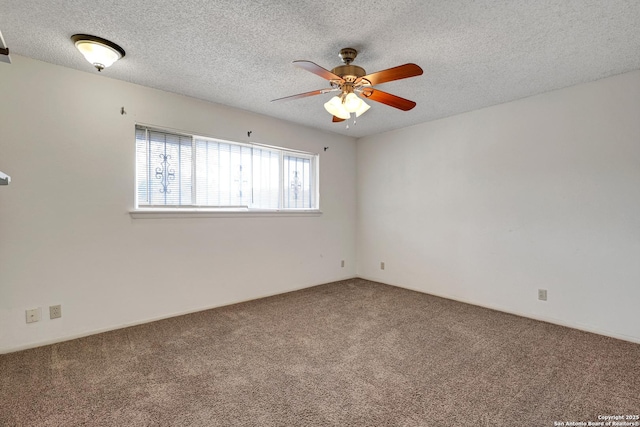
<box><xmin>272</xmin><ymin>48</ymin><xmax>423</xmax><ymax>123</ymax></box>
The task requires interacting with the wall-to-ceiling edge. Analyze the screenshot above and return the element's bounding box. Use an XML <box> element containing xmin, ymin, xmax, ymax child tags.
<box><xmin>2</xmin><ymin>56</ymin><xmax>639</xmax><ymax>354</ymax></box>
<box><xmin>356</xmin><ymin>69</ymin><xmax>640</xmax><ymax>344</ymax></box>
<box><xmin>0</xmin><ymin>55</ymin><xmax>357</xmax><ymax>354</ymax></box>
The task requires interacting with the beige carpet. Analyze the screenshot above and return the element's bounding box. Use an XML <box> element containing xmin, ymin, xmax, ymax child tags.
<box><xmin>1</xmin><ymin>278</ymin><xmax>638</xmax><ymax>426</ymax></box>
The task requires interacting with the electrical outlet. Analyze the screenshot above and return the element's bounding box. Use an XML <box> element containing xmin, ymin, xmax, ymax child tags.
<box><xmin>380</xmin><ymin>262</ymin><xmax>385</xmax><ymax>270</ymax></box>
<box><xmin>25</xmin><ymin>308</ymin><xmax>40</xmax><ymax>323</ymax></box>
<box><xmin>50</xmin><ymin>305</ymin><xmax>62</xmax><ymax>319</ymax></box>
<box><xmin>538</xmin><ymin>289</ymin><xmax>547</xmax><ymax>301</ymax></box>
<box><xmin>341</xmin><ymin>260</ymin><xmax>345</xmax><ymax>268</ymax></box>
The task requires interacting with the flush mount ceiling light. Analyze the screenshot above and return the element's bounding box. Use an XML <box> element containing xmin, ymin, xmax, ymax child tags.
<box><xmin>71</xmin><ymin>34</ymin><xmax>125</xmax><ymax>72</ymax></box>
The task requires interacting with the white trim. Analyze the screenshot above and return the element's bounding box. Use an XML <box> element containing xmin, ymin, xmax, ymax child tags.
<box><xmin>0</xmin><ymin>277</ymin><xmax>353</xmax><ymax>355</ymax></box>
<box><xmin>135</xmin><ymin>122</ymin><xmax>317</xmax><ymax>157</ymax></box>
<box><xmin>129</xmin><ymin>208</ymin><xmax>322</xmax><ymax>219</ymax></box>
<box><xmin>356</xmin><ymin>275</ymin><xmax>640</xmax><ymax>345</ymax></box>
<box><xmin>3</xmin><ymin>276</ymin><xmax>637</xmax><ymax>354</ymax></box>
<box><xmin>135</xmin><ymin>124</ymin><xmax>320</xmax><ymax>211</ymax></box>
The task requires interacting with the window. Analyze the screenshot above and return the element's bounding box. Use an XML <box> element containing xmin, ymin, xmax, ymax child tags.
<box><xmin>135</xmin><ymin>126</ymin><xmax>318</xmax><ymax>210</ymax></box>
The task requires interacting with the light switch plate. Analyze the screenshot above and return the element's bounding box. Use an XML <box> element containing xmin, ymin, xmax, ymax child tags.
<box><xmin>26</xmin><ymin>308</ymin><xmax>40</xmax><ymax>323</ymax></box>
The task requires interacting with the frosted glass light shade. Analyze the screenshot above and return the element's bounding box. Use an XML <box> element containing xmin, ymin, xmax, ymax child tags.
<box><xmin>343</xmin><ymin>93</ymin><xmax>363</xmax><ymax>112</ymax></box>
<box><xmin>324</xmin><ymin>94</ymin><xmax>371</xmax><ymax>119</ymax></box>
<box><xmin>72</xmin><ymin>35</ymin><xmax>125</xmax><ymax>71</ymax></box>
<box><xmin>324</xmin><ymin>96</ymin><xmax>350</xmax><ymax>119</ymax></box>
<box><xmin>354</xmin><ymin>100</ymin><xmax>370</xmax><ymax>117</ymax></box>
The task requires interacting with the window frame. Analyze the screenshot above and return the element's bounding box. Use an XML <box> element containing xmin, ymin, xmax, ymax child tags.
<box><xmin>131</xmin><ymin>125</ymin><xmax>321</xmax><ymax>218</ymax></box>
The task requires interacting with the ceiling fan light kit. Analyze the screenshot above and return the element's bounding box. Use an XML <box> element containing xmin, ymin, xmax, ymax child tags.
<box><xmin>324</xmin><ymin>92</ymin><xmax>370</xmax><ymax>119</ymax></box>
<box><xmin>324</xmin><ymin>96</ymin><xmax>351</xmax><ymax>120</ymax></box>
<box><xmin>273</xmin><ymin>47</ymin><xmax>423</xmax><ymax>125</ymax></box>
<box><xmin>343</xmin><ymin>92</ymin><xmax>364</xmax><ymax>112</ymax></box>
<box><xmin>71</xmin><ymin>34</ymin><xmax>125</xmax><ymax>72</ymax></box>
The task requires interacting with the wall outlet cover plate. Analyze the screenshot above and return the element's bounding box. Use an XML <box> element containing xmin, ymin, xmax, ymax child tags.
<box><xmin>50</xmin><ymin>305</ymin><xmax>62</xmax><ymax>319</ymax></box>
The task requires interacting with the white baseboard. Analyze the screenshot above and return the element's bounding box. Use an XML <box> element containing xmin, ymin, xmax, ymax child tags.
<box><xmin>4</xmin><ymin>274</ymin><xmax>636</xmax><ymax>354</ymax></box>
<box><xmin>356</xmin><ymin>274</ymin><xmax>640</xmax><ymax>345</ymax></box>
<box><xmin>0</xmin><ymin>276</ymin><xmax>357</xmax><ymax>355</ymax></box>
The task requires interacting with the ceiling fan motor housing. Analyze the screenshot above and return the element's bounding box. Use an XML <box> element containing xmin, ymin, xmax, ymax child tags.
<box><xmin>331</xmin><ymin>64</ymin><xmax>366</xmax><ymax>82</ymax></box>
<box><xmin>333</xmin><ymin>48</ymin><xmax>366</xmax><ymax>83</ymax></box>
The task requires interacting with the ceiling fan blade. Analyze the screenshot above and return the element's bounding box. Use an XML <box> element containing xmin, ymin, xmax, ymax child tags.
<box><xmin>293</xmin><ymin>60</ymin><xmax>343</xmax><ymax>81</ymax></box>
<box><xmin>358</xmin><ymin>63</ymin><xmax>423</xmax><ymax>86</ymax></box>
<box><xmin>332</xmin><ymin>115</ymin><xmax>345</xmax><ymax>123</ymax></box>
<box><xmin>271</xmin><ymin>88</ymin><xmax>336</xmax><ymax>102</ymax></box>
<box><xmin>360</xmin><ymin>88</ymin><xmax>416</xmax><ymax>111</ymax></box>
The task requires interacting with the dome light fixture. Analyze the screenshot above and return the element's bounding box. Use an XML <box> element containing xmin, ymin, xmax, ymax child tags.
<box><xmin>71</xmin><ymin>34</ymin><xmax>125</xmax><ymax>72</ymax></box>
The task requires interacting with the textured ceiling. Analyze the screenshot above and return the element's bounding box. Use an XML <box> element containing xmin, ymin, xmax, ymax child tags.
<box><xmin>2</xmin><ymin>0</ymin><xmax>640</xmax><ymax>138</ymax></box>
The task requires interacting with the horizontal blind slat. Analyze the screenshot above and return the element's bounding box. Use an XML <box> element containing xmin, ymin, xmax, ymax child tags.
<box><xmin>135</xmin><ymin>126</ymin><xmax>317</xmax><ymax>210</ymax></box>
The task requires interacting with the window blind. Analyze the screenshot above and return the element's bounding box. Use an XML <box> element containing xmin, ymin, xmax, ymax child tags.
<box><xmin>135</xmin><ymin>125</ymin><xmax>318</xmax><ymax>210</ymax></box>
<box><xmin>284</xmin><ymin>155</ymin><xmax>312</xmax><ymax>209</ymax></box>
<box><xmin>136</xmin><ymin>127</ymin><xmax>192</xmax><ymax>206</ymax></box>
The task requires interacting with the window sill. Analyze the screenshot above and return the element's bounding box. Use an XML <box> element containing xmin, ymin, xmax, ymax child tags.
<box><xmin>129</xmin><ymin>208</ymin><xmax>323</xmax><ymax>219</ymax></box>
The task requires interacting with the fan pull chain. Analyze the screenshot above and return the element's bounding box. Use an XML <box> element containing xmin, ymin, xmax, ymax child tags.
<box><xmin>346</xmin><ymin>113</ymin><xmax>358</xmax><ymax>129</ymax></box>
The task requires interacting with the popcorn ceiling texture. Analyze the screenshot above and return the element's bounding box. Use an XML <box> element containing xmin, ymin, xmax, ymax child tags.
<box><xmin>1</xmin><ymin>0</ymin><xmax>640</xmax><ymax>137</ymax></box>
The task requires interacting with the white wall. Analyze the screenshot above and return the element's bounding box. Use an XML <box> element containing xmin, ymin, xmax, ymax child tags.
<box><xmin>2</xmin><ymin>56</ymin><xmax>638</xmax><ymax>353</ymax></box>
<box><xmin>357</xmin><ymin>70</ymin><xmax>640</xmax><ymax>343</ymax></box>
<box><xmin>0</xmin><ymin>56</ymin><xmax>357</xmax><ymax>353</ymax></box>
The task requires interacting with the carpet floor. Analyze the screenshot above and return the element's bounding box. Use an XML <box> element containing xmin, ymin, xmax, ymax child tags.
<box><xmin>1</xmin><ymin>278</ymin><xmax>639</xmax><ymax>426</ymax></box>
